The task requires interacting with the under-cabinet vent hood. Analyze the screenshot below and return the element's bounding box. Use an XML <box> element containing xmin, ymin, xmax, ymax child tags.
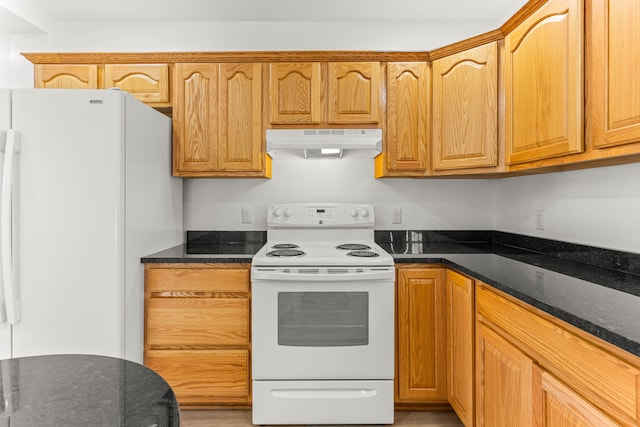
<box><xmin>266</xmin><ymin>129</ymin><xmax>382</xmax><ymax>159</ymax></box>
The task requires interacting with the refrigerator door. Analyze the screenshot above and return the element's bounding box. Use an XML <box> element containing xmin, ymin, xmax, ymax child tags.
<box><xmin>10</xmin><ymin>89</ymin><xmax>126</xmax><ymax>358</ymax></box>
<box><xmin>121</xmin><ymin>93</ymin><xmax>181</xmax><ymax>363</ymax></box>
<box><xmin>0</xmin><ymin>89</ymin><xmax>11</xmax><ymax>359</ymax></box>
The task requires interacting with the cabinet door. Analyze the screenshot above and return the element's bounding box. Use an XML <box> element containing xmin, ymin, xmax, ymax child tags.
<box><xmin>504</xmin><ymin>0</ymin><xmax>583</xmax><ymax>165</ymax></box>
<box><xmin>533</xmin><ymin>366</ymin><xmax>618</xmax><ymax>427</ymax></box>
<box><xmin>34</xmin><ymin>64</ymin><xmax>98</xmax><ymax>89</ymax></box>
<box><xmin>327</xmin><ymin>62</ymin><xmax>380</xmax><ymax>124</ymax></box>
<box><xmin>432</xmin><ymin>42</ymin><xmax>498</xmax><ymax>171</ymax></box>
<box><xmin>476</xmin><ymin>323</ymin><xmax>533</xmax><ymax>427</ymax></box>
<box><xmin>269</xmin><ymin>62</ymin><xmax>321</xmax><ymax>124</ymax></box>
<box><xmin>173</xmin><ymin>63</ymin><xmax>218</xmax><ymax>174</ymax></box>
<box><xmin>446</xmin><ymin>270</ymin><xmax>474</xmax><ymax>426</ymax></box>
<box><xmin>396</xmin><ymin>268</ymin><xmax>447</xmax><ymax>402</ymax></box>
<box><xmin>588</xmin><ymin>0</ymin><xmax>640</xmax><ymax>148</ymax></box>
<box><xmin>384</xmin><ymin>62</ymin><xmax>429</xmax><ymax>174</ymax></box>
<box><xmin>218</xmin><ymin>63</ymin><xmax>264</xmax><ymax>172</ymax></box>
<box><xmin>104</xmin><ymin>64</ymin><xmax>170</xmax><ymax>104</ymax></box>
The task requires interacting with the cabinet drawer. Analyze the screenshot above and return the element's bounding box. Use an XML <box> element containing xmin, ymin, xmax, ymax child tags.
<box><xmin>145</xmin><ymin>266</ymin><xmax>249</xmax><ymax>293</ymax></box>
<box><xmin>145</xmin><ymin>349</ymin><xmax>250</xmax><ymax>405</ymax></box>
<box><xmin>146</xmin><ymin>297</ymin><xmax>249</xmax><ymax>347</ymax></box>
<box><xmin>477</xmin><ymin>285</ymin><xmax>640</xmax><ymax>426</ymax></box>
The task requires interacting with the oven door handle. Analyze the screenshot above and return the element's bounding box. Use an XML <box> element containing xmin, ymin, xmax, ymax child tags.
<box><xmin>251</xmin><ymin>269</ymin><xmax>395</xmax><ymax>282</ymax></box>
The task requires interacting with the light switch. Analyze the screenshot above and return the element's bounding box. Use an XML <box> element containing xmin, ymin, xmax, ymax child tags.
<box><xmin>242</xmin><ymin>207</ymin><xmax>253</xmax><ymax>224</ymax></box>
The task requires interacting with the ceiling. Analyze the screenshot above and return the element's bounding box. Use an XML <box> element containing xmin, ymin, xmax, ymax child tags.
<box><xmin>23</xmin><ymin>0</ymin><xmax>528</xmax><ymax>23</ymax></box>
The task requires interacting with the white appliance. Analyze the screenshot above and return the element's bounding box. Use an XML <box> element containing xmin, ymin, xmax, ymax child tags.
<box><xmin>251</xmin><ymin>203</ymin><xmax>395</xmax><ymax>425</ymax></box>
<box><xmin>266</xmin><ymin>128</ymin><xmax>382</xmax><ymax>159</ymax></box>
<box><xmin>0</xmin><ymin>89</ymin><xmax>182</xmax><ymax>363</ymax></box>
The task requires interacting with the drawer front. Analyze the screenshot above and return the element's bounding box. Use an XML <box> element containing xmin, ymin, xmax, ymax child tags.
<box><xmin>145</xmin><ymin>350</ymin><xmax>250</xmax><ymax>405</ymax></box>
<box><xmin>477</xmin><ymin>285</ymin><xmax>640</xmax><ymax>426</ymax></box>
<box><xmin>145</xmin><ymin>266</ymin><xmax>249</xmax><ymax>293</ymax></box>
<box><xmin>146</xmin><ymin>297</ymin><xmax>249</xmax><ymax>347</ymax></box>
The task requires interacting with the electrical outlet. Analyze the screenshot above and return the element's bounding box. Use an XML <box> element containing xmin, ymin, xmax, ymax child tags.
<box><xmin>535</xmin><ymin>210</ymin><xmax>544</xmax><ymax>231</ymax></box>
<box><xmin>242</xmin><ymin>207</ymin><xmax>253</xmax><ymax>224</ymax></box>
<box><xmin>392</xmin><ymin>208</ymin><xmax>402</xmax><ymax>224</ymax></box>
<box><xmin>535</xmin><ymin>271</ymin><xmax>545</xmax><ymax>291</ymax></box>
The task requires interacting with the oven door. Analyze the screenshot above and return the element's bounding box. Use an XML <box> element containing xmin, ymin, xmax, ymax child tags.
<box><xmin>251</xmin><ymin>267</ymin><xmax>394</xmax><ymax>380</ymax></box>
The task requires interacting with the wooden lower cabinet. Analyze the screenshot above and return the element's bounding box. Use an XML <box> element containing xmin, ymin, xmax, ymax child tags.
<box><xmin>445</xmin><ymin>270</ymin><xmax>475</xmax><ymax>426</ymax></box>
<box><xmin>533</xmin><ymin>366</ymin><xmax>618</xmax><ymax>427</ymax></box>
<box><xmin>144</xmin><ymin>263</ymin><xmax>251</xmax><ymax>407</ymax></box>
<box><xmin>475</xmin><ymin>322</ymin><xmax>534</xmax><ymax>427</ymax></box>
<box><xmin>396</xmin><ymin>266</ymin><xmax>447</xmax><ymax>404</ymax></box>
<box><xmin>145</xmin><ymin>350</ymin><xmax>250</xmax><ymax>405</ymax></box>
<box><xmin>476</xmin><ymin>284</ymin><xmax>640</xmax><ymax>427</ymax></box>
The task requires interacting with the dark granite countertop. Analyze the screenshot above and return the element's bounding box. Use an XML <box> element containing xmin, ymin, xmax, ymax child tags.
<box><xmin>0</xmin><ymin>354</ymin><xmax>179</xmax><ymax>426</ymax></box>
<box><xmin>141</xmin><ymin>243</ymin><xmax>258</xmax><ymax>263</ymax></box>
<box><xmin>141</xmin><ymin>230</ymin><xmax>640</xmax><ymax>358</ymax></box>
<box><xmin>141</xmin><ymin>230</ymin><xmax>265</xmax><ymax>264</ymax></box>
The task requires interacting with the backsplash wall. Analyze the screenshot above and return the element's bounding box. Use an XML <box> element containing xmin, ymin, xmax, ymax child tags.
<box><xmin>494</xmin><ymin>162</ymin><xmax>640</xmax><ymax>254</ymax></box>
<box><xmin>184</xmin><ymin>159</ymin><xmax>496</xmax><ymax>230</ymax></box>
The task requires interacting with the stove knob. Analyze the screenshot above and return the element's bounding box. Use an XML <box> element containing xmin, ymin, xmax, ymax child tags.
<box><xmin>350</xmin><ymin>209</ymin><xmax>359</xmax><ymax>217</ymax></box>
<box><xmin>273</xmin><ymin>208</ymin><xmax>282</xmax><ymax>217</ymax></box>
<box><xmin>283</xmin><ymin>208</ymin><xmax>292</xmax><ymax>217</ymax></box>
<box><xmin>360</xmin><ymin>208</ymin><xmax>370</xmax><ymax>217</ymax></box>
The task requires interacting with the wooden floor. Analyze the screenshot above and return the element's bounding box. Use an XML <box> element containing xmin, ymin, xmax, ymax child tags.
<box><xmin>180</xmin><ymin>410</ymin><xmax>464</xmax><ymax>426</ymax></box>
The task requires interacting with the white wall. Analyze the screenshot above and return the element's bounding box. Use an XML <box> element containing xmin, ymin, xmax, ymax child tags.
<box><xmin>184</xmin><ymin>159</ymin><xmax>496</xmax><ymax>230</ymax></box>
<box><xmin>0</xmin><ymin>33</ymin><xmax>9</xmax><ymax>87</ymax></box>
<box><xmin>495</xmin><ymin>162</ymin><xmax>640</xmax><ymax>254</ymax></box>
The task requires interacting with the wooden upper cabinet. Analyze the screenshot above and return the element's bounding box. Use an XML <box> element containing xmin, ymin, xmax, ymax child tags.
<box><xmin>327</xmin><ymin>62</ymin><xmax>380</xmax><ymax>124</ymax></box>
<box><xmin>381</xmin><ymin>62</ymin><xmax>429</xmax><ymax>176</ymax></box>
<box><xmin>587</xmin><ymin>0</ymin><xmax>640</xmax><ymax>149</ymax></box>
<box><xmin>34</xmin><ymin>64</ymin><xmax>98</xmax><ymax>89</ymax></box>
<box><xmin>218</xmin><ymin>63</ymin><xmax>264</xmax><ymax>172</ymax></box>
<box><xmin>104</xmin><ymin>64</ymin><xmax>170</xmax><ymax>104</ymax></box>
<box><xmin>173</xmin><ymin>63</ymin><xmax>267</xmax><ymax>177</ymax></box>
<box><xmin>396</xmin><ymin>267</ymin><xmax>447</xmax><ymax>403</ymax></box>
<box><xmin>432</xmin><ymin>42</ymin><xmax>498</xmax><ymax>171</ymax></box>
<box><xmin>269</xmin><ymin>62</ymin><xmax>321</xmax><ymax>125</ymax></box>
<box><xmin>504</xmin><ymin>0</ymin><xmax>583</xmax><ymax>165</ymax></box>
<box><xmin>173</xmin><ymin>63</ymin><xmax>218</xmax><ymax>174</ymax></box>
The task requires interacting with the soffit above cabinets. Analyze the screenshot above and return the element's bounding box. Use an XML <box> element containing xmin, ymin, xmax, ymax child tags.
<box><xmin>22</xmin><ymin>0</ymin><xmax>527</xmax><ymax>24</ymax></box>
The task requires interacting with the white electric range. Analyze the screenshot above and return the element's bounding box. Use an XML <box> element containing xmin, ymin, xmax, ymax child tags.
<box><xmin>251</xmin><ymin>203</ymin><xmax>395</xmax><ymax>425</ymax></box>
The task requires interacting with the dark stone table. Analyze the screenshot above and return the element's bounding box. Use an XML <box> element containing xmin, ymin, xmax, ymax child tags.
<box><xmin>0</xmin><ymin>354</ymin><xmax>179</xmax><ymax>426</ymax></box>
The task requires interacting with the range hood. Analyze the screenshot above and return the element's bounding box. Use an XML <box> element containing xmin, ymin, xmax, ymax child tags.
<box><xmin>266</xmin><ymin>129</ymin><xmax>382</xmax><ymax>159</ymax></box>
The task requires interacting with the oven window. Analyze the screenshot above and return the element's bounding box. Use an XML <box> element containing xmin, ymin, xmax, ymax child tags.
<box><xmin>278</xmin><ymin>292</ymin><xmax>369</xmax><ymax>347</ymax></box>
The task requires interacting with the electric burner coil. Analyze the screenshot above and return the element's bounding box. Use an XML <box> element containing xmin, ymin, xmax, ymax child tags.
<box><xmin>266</xmin><ymin>249</ymin><xmax>306</xmax><ymax>257</ymax></box>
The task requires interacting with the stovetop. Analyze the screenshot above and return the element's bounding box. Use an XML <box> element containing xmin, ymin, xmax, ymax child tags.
<box><xmin>252</xmin><ymin>240</ymin><xmax>395</xmax><ymax>267</ymax></box>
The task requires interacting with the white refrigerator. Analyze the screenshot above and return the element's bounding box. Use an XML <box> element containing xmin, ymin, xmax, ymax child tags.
<box><xmin>0</xmin><ymin>89</ymin><xmax>183</xmax><ymax>363</ymax></box>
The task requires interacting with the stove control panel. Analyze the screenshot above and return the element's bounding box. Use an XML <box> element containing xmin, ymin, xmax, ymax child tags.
<box><xmin>268</xmin><ymin>203</ymin><xmax>375</xmax><ymax>227</ymax></box>
<box><xmin>306</xmin><ymin>206</ymin><xmax>336</xmax><ymax>220</ymax></box>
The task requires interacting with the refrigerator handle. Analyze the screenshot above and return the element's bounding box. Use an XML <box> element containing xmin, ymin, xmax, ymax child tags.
<box><xmin>1</xmin><ymin>129</ymin><xmax>20</xmax><ymax>324</ymax></box>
